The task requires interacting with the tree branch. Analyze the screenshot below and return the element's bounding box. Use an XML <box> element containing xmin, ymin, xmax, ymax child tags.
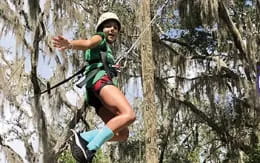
<box><xmin>72</xmin><ymin>0</ymin><xmax>93</xmax><ymax>13</ymax></box>
<box><xmin>0</xmin><ymin>136</ymin><xmax>24</xmax><ymax>163</ymax></box>
<box><xmin>218</xmin><ymin>1</ymin><xmax>247</xmax><ymax>61</ymax></box>
<box><xmin>176</xmin><ymin>94</ymin><xmax>252</xmax><ymax>154</ymax></box>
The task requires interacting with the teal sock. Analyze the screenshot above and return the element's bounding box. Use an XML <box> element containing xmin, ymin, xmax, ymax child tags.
<box><xmin>80</xmin><ymin>129</ymin><xmax>99</xmax><ymax>143</ymax></box>
<box><xmin>87</xmin><ymin>126</ymin><xmax>114</xmax><ymax>151</ymax></box>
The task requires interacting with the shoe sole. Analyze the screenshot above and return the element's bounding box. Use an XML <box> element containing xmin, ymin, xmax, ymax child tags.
<box><xmin>70</xmin><ymin>138</ymin><xmax>85</xmax><ymax>162</ymax></box>
<box><xmin>70</xmin><ymin>129</ymin><xmax>88</xmax><ymax>160</ymax></box>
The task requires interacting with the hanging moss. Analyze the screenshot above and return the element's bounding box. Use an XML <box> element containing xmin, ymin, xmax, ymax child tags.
<box><xmin>177</xmin><ymin>0</ymin><xmax>219</xmax><ymax>28</ymax></box>
<box><xmin>28</xmin><ymin>0</ymin><xmax>40</xmax><ymax>21</ymax></box>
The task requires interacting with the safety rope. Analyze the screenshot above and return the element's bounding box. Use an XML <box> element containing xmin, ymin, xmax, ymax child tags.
<box><xmin>39</xmin><ymin>65</ymin><xmax>86</xmax><ymax>95</ymax></box>
<box><xmin>37</xmin><ymin>0</ymin><xmax>170</xmax><ymax>95</ymax></box>
<box><xmin>115</xmin><ymin>0</ymin><xmax>170</xmax><ymax>68</ymax></box>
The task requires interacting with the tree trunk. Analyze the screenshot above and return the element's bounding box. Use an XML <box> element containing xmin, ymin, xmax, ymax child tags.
<box><xmin>140</xmin><ymin>0</ymin><xmax>158</xmax><ymax>162</ymax></box>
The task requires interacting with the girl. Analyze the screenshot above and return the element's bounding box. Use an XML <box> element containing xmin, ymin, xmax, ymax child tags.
<box><xmin>53</xmin><ymin>12</ymin><xmax>136</xmax><ymax>162</ymax></box>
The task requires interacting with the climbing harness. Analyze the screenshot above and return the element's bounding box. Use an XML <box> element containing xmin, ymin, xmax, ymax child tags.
<box><xmin>40</xmin><ymin>50</ymin><xmax>119</xmax><ymax>94</ymax></box>
<box><xmin>76</xmin><ymin>51</ymin><xmax>118</xmax><ymax>89</ymax></box>
<box><xmin>40</xmin><ymin>0</ymin><xmax>169</xmax><ymax>94</ymax></box>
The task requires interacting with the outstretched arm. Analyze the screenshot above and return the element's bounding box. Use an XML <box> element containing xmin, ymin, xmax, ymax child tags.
<box><xmin>52</xmin><ymin>35</ymin><xmax>103</xmax><ymax>51</ymax></box>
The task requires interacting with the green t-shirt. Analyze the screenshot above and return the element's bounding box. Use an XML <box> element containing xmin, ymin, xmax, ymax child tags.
<box><xmin>84</xmin><ymin>32</ymin><xmax>116</xmax><ymax>88</ymax></box>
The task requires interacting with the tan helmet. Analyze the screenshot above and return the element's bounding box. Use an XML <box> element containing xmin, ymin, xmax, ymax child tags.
<box><xmin>96</xmin><ymin>12</ymin><xmax>121</xmax><ymax>32</ymax></box>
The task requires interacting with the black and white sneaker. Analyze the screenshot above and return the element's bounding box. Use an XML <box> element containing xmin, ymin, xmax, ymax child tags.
<box><xmin>70</xmin><ymin>129</ymin><xmax>89</xmax><ymax>162</ymax></box>
<box><xmin>86</xmin><ymin>149</ymin><xmax>96</xmax><ymax>163</ymax></box>
<box><xmin>70</xmin><ymin>129</ymin><xmax>96</xmax><ymax>163</ymax></box>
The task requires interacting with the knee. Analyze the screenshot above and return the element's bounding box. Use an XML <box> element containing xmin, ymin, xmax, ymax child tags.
<box><xmin>126</xmin><ymin>111</ymin><xmax>136</xmax><ymax>124</ymax></box>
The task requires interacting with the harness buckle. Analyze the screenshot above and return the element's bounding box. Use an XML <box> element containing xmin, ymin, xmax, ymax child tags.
<box><xmin>112</xmin><ymin>64</ymin><xmax>121</xmax><ymax>72</ymax></box>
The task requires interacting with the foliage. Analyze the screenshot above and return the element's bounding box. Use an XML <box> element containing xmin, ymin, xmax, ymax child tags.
<box><xmin>0</xmin><ymin>0</ymin><xmax>260</xmax><ymax>162</ymax></box>
<box><xmin>187</xmin><ymin>148</ymin><xmax>200</xmax><ymax>163</ymax></box>
<box><xmin>94</xmin><ymin>150</ymin><xmax>110</xmax><ymax>163</ymax></box>
<box><xmin>245</xmin><ymin>145</ymin><xmax>260</xmax><ymax>163</ymax></box>
<box><xmin>58</xmin><ymin>150</ymin><xmax>76</xmax><ymax>163</ymax></box>
<box><xmin>57</xmin><ymin>149</ymin><xmax>109</xmax><ymax>163</ymax></box>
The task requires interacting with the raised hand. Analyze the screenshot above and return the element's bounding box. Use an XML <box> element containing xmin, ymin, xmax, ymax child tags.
<box><xmin>52</xmin><ymin>36</ymin><xmax>72</xmax><ymax>51</ymax></box>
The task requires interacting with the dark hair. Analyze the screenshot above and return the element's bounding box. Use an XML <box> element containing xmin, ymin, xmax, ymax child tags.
<box><xmin>97</xmin><ymin>19</ymin><xmax>121</xmax><ymax>32</ymax></box>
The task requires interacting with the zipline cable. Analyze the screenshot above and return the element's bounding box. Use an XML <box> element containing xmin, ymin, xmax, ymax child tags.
<box><xmin>115</xmin><ymin>0</ymin><xmax>170</xmax><ymax>67</ymax></box>
<box><xmin>37</xmin><ymin>0</ymin><xmax>170</xmax><ymax>96</ymax></box>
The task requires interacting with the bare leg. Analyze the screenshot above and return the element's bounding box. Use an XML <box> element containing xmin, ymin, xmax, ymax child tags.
<box><xmin>98</xmin><ymin>85</ymin><xmax>136</xmax><ymax>133</ymax></box>
<box><xmin>97</xmin><ymin>106</ymin><xmax>129</xmax><ymax>141</ymax></box>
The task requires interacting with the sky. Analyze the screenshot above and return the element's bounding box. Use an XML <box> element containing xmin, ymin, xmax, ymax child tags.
<box><xmin>0</xmin><ymin>1</ymin><xmax>144</xmax><ymax>162</ymax></box>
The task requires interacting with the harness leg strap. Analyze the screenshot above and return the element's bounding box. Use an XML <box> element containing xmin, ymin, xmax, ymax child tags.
<box><xmin>76</xmin><ymin>68</ymin><xmax>100</xmax><ymax>88</ymax></box>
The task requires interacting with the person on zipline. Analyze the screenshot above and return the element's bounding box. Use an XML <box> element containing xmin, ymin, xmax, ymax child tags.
<box><xmin>52</xmin><ymin>12</ymin><xmax>136</xmax><ymax>162</ymax></box>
